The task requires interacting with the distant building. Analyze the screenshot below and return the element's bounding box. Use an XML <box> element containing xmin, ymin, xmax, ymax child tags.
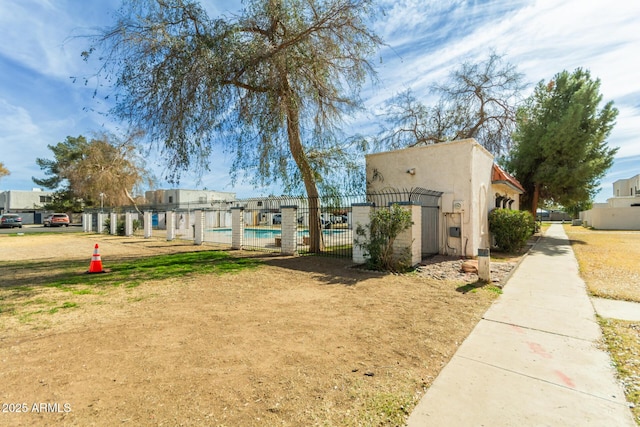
<box><xmin>143</xmin><ymin>189</ymin><xmax>236</xmax><ymax>210</ymax></box>
<box><xmin>580</xmin><ymin>174</ymin><xmax>640</xmax><ymax>229</ymax></box>
<box><xmin>613</xmin><ymin>174</ymin><xmax>640</xmax><ymax>197</ymax></box>
<box><xmin>0</xmin><ymin>189</ymin><xmax>54</xmax><ymax>223</ymax></box>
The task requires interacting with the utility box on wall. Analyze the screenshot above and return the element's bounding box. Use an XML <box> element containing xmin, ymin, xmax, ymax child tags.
<box><xmin>449</xmin><ymin>226</ymin><xmax>461</xmax><ymax>237</ymax></box>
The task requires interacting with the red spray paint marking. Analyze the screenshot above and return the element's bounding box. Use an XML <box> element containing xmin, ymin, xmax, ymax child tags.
<box><xmin>527</xmin><ymin>342</ymin><xmax>553</xmax><ymax>359</ymax></box>
<box><xmin>554</xmin><ymin>370</ymin><xmax>576</xmax><ymax>388</ymax></box>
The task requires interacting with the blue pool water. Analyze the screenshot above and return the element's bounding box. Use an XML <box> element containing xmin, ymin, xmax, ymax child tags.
<box><xmin>207</xmin><ymin>228</ymin><xmax>346</xmax><ymax>238</ymax></box>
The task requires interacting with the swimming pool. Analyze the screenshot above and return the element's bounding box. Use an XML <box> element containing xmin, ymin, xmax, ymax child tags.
<box><xmin>207</xmin><ymin>228</ymin><xmax>347</xmax><ymax>238</ymax></box>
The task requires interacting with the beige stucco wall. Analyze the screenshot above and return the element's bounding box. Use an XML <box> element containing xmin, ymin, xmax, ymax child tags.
<box><xmin>0</xmin><ymin>190</ymin><xmax>53</xmax><ymax>211</ymax></box>
<box><xmin>613</xmin><ymin>175</ymin><xmax>640</xmax><ymax>197</ymax></box>
<box><xmin>580</xmin><ymin>206</ymin><xmax>640</xmax><ymax>230</ymax></box>
<box><xmin>366</xmin><ymin>139</ymin><xmax>494</xmax><ymax>257</ymax></box>
<box><xmin>605</xmin><ymin>196</ymin><xmax>640</xmax><ymax>208</ymax></box>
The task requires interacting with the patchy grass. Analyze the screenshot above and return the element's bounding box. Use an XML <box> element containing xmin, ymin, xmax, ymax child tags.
<box><xmin>564</xmin><ymin>226</ymin><xmax>640</xmax><ymax>303</ymax></box>
<box><xmin>2</xmin><ymin>251</ymin><xmax>261</xmax><ymax>290</ymax></box>
<box><xmin>599</xmin><ymin>319</ymin><xmax>640</xmax><ymax>425</ymax></box>
<box><xmin>0</xmin><ymin>251</ymin><xmax>261</xmax><ymax>324</ymax></box>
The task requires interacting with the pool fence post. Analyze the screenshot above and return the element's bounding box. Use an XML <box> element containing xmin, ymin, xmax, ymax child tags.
<box><xmin>143</xmin><ymin>211</ymin><xmax>152</xmax><ymax>238</ymax></box>
<box><xmin>110</xmin><ymin>212</ymin><xmax>118</xmax><ymax>235</ymax></box>
<box><xmin>352</xmin><ymin>203</ymin><xmax>374</xmax><ymax>264</ymax></box>
<box><xmin>125</xmin><ymin>212</ymin><xmax>133</xmax><ymax>236</ymax></box>
<box><xmin>281</xmin><ymin>206</ymin><xmax>298</xmax><ymax>255</ymax></box>
<box><xmin>194</xmin><ymin>210</ymin><xmax>204</xmax><ymax>245</ymax></box>
<box><xmin>231</xmin><ymin>207</ymin><xmax>244</xmax><ymax>250</ymax></box>
<box><xmin>166</xmin><ymin>211</ymin><xmax>176</xmax><ymax>241</ymax></box>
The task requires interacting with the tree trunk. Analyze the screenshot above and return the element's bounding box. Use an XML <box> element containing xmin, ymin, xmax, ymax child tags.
<box><xmin>124</xmin><ymin>188</ymin><xmax>141</xmax><ymax>214</ymax></box>
<box><xmin>283</xmin><ymin>90</ymin><xmax>325</xmax><ymax>253</ymax></box>
<box><xmin>531</xmin><ymin>182</ymin><xmax>540</xmax><ymax>219</ymax></box>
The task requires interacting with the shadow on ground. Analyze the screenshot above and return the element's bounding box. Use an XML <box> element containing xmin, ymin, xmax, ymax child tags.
<box><xmin>261</xmin><ymin>255</ymin><xmax>386</xmax><ymax>286</ymax></box>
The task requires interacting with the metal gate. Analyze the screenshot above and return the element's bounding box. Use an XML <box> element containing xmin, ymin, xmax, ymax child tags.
<box><xmin>421</xmin><ymin>206</ymin><xmax>439</xmax><ymax>255</ymax></box>
<box><xmin>408</xmin><ymin>188</ymin><xmax>442</xmax><ymax>256</ymax></box>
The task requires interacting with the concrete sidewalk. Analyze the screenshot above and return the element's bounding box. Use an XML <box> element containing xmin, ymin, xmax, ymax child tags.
<box><xmin>407</xmin><ymin>223</ymin><xmax>636</xmax><ymax>426</ymax></box>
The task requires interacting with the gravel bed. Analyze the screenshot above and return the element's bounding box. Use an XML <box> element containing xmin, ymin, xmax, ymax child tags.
<box><xmin>417</xmin><ymin>255</ymin><xmax>518</xmax><ymax>286</ymax></box>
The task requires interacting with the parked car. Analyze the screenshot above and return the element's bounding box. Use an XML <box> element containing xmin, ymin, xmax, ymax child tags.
<box><xmin>0</xmin><ymin>214</ymin><xmax>23</xmax><ymax>228</ymax></box>
<box><xmin>44</xmin><ymin>213</ymin><xmax>70</xmax><ymax>227</ymax></box>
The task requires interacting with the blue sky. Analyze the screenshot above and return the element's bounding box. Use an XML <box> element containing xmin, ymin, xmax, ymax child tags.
<box><xmin>0</xmin><ymin>0</ymin><xmax>638</xmax><ymax>202</ymax></box>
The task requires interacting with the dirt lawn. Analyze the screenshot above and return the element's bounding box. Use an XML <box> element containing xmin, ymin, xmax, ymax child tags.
<box><xmin>564</xmin><ymin>226</ymin><xmax>640</xmax><ymax>303</ymax></box>
<box><xmin>0</xmin><ymin>233</ymin><xmax>499</xmax><ymax>426</ymax></box>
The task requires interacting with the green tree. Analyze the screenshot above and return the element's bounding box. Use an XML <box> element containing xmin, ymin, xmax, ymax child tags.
<box><xmin>33</xmin><ymin>135</ymin><xmax>89</xmax><ymax>191</ymax></box>
<box><xmin>378</xmin><ymin>53</ymin><xmax>526</xmax><ymax>156</ymax></box>
<box><xmin>33</xmin><ymin>135</ymin><xmax>89</xmax><ymax>211</ymax></box>
<box><xmin>505</xmin><ymin>69</ymin><xmax>618</xmax><ymax>215</ymax></box>
<box><xmin>88</xmin><ymin>0</ymin><xmax>381</xmax><ymax>252</ymax></box>
<box><xmin>33</xmin><ymin>133</ymin><xmax>153</xmax><ymax>211</ymax></box>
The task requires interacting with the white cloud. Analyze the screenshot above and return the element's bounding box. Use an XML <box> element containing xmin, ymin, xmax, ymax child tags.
<box><xmin>1</xmin><ymin>0</ymin><xmax>639</xmax><ymax>198</ymax></box>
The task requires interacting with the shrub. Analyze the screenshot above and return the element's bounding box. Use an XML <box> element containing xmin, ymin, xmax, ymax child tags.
<box><xmin>103</xmin><ymin>217</ymin><xmax>141</xmax><ymax>236</ymax></box>
<box><xmin>489</xmin><ymin>208</ymin><xmax>535</xmax><ymax>253</ymax></box>
<box><xmin>356</xmin><ymin>204</ymin><xmax>413</xmax><ymax>272</ymax></box>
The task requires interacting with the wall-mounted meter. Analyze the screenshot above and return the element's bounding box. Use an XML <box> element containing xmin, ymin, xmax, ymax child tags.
<box><xmin>453</xmin><ymin>200</ymin><xmax>465</xmax><ymax>212</ymax></box>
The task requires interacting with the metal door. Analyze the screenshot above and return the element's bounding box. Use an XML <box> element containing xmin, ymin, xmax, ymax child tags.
<box><xmin>421</xmin><ymin>206</ymin><xmax>439</xmax><ymax>256</ymax></box>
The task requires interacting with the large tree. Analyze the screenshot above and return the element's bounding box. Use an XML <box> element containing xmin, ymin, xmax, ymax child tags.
<box><xmin>504</xmin><ymin>68</ymin><xmax>618</xmax><ymax>216</ymax></box>
<box><xmin>33</xmin><ymin>134</ymin><xmax>153</xmax><ymax>211</ymax></box>
<box><xmin>378</xmin><ymin>53</ymin><xmax>526</xmax><ymax>156</ymax></box>
<box><xmin>88</xmin><ymin>0</ymin><xmax>381</xmax><ymax>252</ymax></box>
<box><xmin>33</xmin><ymin>135</ymin><xmax>89</xmax><ymax>211</ymax></box>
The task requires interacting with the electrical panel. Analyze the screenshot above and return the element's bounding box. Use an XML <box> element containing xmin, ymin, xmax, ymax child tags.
<box><xmin>449</xmin><ymin>226</ymin><xmax>461</xmax><ymax>237</ymax></box>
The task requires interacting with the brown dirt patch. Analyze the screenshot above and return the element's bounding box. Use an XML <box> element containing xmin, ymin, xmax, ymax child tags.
<box><xmin>0</xmin><ymin>233</ymin><xmax>498</xmax><ymax>426</ymax></box>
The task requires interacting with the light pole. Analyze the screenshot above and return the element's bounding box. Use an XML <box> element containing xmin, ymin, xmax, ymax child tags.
<box><xmin>99</xmin><ymin>193</ymin><xmax>104</xmax><ymax>213</ymax></box>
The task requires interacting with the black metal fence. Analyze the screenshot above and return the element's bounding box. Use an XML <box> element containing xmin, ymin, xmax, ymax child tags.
<box><xmin>84</xmin><ymin>188</ymin><xmax>440</xmax><ymax>259</ymax></box>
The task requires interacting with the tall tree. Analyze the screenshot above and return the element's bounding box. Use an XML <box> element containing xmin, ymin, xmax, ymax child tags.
<box><xmin>504</xmin><ymin>69</ymin><xmax>618</xmax><ymax>216</ymax></box>
<box><xmin>34</xmin><ymin>136</ymin><xmax>86</xmax><ymax>190</ymax></box>
<box><xmin>378</xmin><ymin>53</ymin><xmax>526</xmax><ymax>156</ymax></box>
<box><xmin>88</xmin><ymin>0</ymin><xmax>381</xmax><ymax>252</ymax></box>
<box><xmin>33</xmin><ymin>134</ymin><xmax>153</xmax><ymax>211</ymax></box>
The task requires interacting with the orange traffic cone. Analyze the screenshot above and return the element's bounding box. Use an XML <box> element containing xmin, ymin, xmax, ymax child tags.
<box><xmin>87</xmin><ymin>243</ymin><xmax>105</xmax><ymax>273</ymax></box>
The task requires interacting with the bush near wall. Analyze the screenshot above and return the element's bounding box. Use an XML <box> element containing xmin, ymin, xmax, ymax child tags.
<box><xmin>489</xmin><ymin>208</ymin><xmax>535</xmax><ymax>253</ymax></box>
<box><xmin>356</xmin><ymin>204</ymin><xmax>413</xmax><ymax>272</ymax></box>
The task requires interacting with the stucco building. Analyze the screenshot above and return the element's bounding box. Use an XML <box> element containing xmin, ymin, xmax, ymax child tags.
<box><xmin>0</xmin><ymin>189</ymin><xmax>54</xmax><ymax>223</ymax></box>
<box><xmin>366</xmin><ymin>139</ymin><xmax>523</xmax><ymax>258</ymax></box>
<box><xmin>144</xmin><ymin>189</ymin><xmax>236</xmax><ymax>210</ymax></box>
<box><xmin>580</xmin><ymin>174</ymin><xmax>640</xmax><ymax>229</ymax></box>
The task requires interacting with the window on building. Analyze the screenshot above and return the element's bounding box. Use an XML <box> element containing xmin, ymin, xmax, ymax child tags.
<box><xmin>39</xmin><ymin>196</ymin><xmax>52</xmax><ymax>203</ymax></box>
<box><xmin>168</xmin><ymin>196</ymin><xmax>173</xmax><ymax>204</ymax></box>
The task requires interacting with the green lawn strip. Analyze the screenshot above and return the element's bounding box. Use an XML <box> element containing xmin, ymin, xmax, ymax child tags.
<box><xmin>45</xmin><ymin>250</ymin><xmax>261</xmax><ymax>289</ymax></box>
<box><xmin>2</xmin><ymin>251</ymin><xmax>261</xmax><ymax>323</ymax></box>
<box><xmin>1</xmin><ymin>251</ymin><xmax>260</xmax><ymax>294</ymax></box>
